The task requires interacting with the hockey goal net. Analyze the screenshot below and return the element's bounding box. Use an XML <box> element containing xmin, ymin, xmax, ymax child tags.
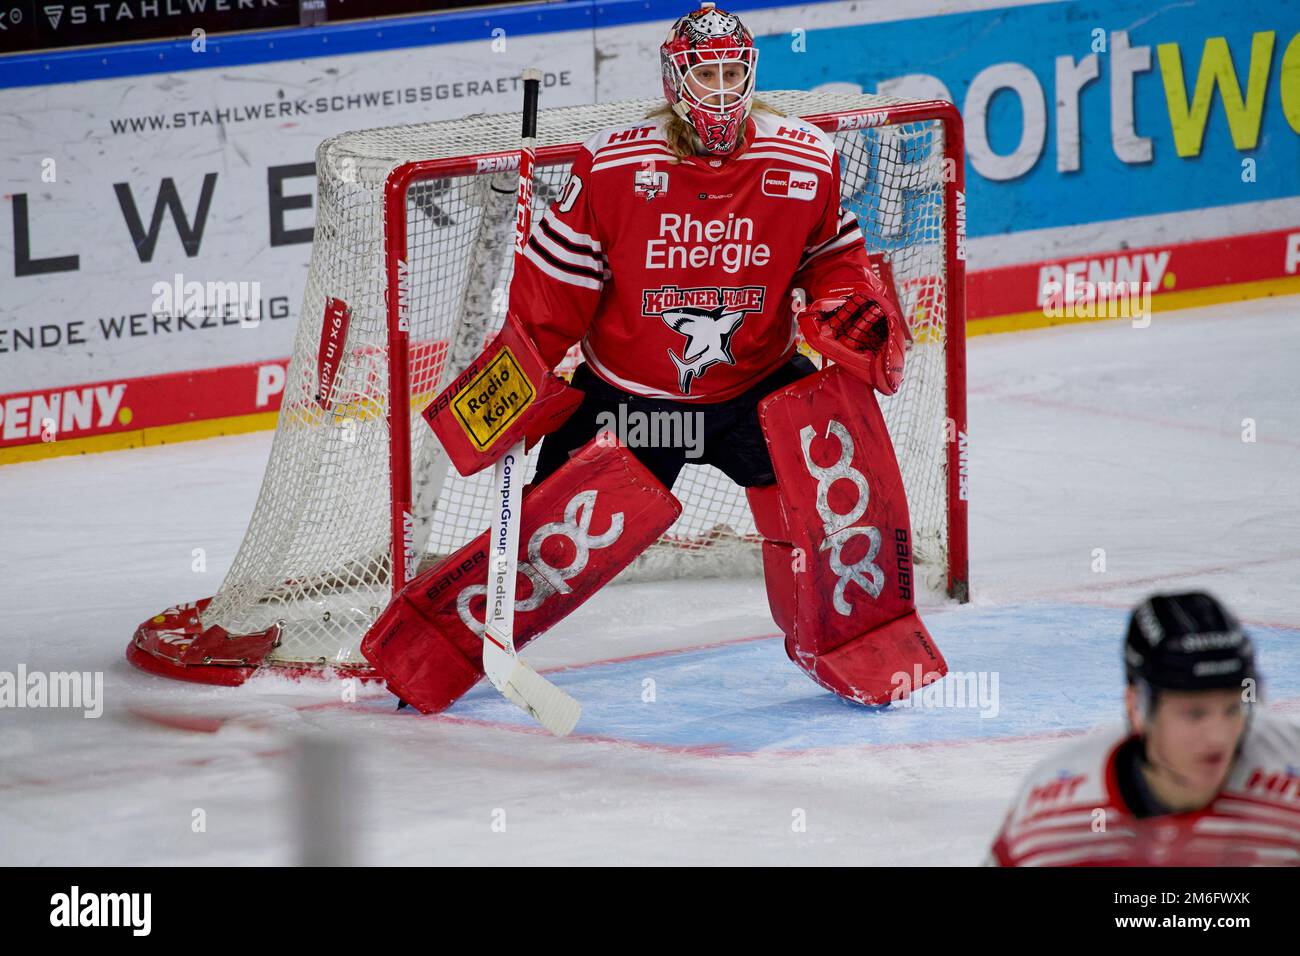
<box><xmin>128</xmin><ymin>90</ymin><xmax>968</xmax><ymax>684</ymax></box>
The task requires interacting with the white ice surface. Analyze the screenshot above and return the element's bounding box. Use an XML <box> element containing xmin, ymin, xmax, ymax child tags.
<box><xmin>1</xmin><ymin>295</ymin><xmax>1297</xmax><ymax>865</ymax></box>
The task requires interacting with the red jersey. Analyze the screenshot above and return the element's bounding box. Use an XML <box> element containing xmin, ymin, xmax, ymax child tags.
<box><xmin>989</xmin><ymin>710</ymin><xmax>1300</xmax><ymax>866</ymax></box>
<box><xmin>509</xmin><ymin>109</ymin><xmax>887</xmax><ymax>402</ymax></box>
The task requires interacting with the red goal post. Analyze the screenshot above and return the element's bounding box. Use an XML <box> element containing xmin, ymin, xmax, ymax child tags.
<box><xmin>383</xmin><ymin>96</ymin><xmax>969</xmax><ymax>597</ymax></box>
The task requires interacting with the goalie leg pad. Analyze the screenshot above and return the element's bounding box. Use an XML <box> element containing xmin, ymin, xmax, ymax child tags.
<box><xmin>746</xmin><ymin>484</ymin><xmax>795</xmax><ymax>637</ymax></box>
<box><xmin>360</xmin><ymin>437</ymin><xmax>682</xmax><ymax>713</ymax></box>
<box><xmin>750</xmin><ymin>362</ymin><xmax>946</xmax><ymax>704</ymax></box>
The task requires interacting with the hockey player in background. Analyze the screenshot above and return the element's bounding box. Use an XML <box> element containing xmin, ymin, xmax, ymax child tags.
<box><xmin>990</xmin><ymin>592</ymin><xmax>1300</xmax><ymax>866</ymax></box>
<box><xmin>362</xmin><ymin>3</ymin><xmax>947</xmax><ymax>715</ymax></box>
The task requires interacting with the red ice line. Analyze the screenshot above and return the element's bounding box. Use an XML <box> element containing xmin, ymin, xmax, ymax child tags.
<box><xmin>5</xmin><ymin>627</ymin><xmax>1296</xmax><ymax>793</ymax></box>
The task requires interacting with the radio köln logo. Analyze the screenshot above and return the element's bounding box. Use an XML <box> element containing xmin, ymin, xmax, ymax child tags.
<box><xmin>762</xmin><ymin>168</ymin><xmax>818</xmax><ymax>201</ymax></box>
<box><xmin>643</xmin><ymin>284</ymin><xmax>765</xmax><ymax>394</ymax></box>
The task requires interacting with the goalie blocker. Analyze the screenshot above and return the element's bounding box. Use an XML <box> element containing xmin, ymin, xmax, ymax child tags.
<box><xmin>424</xmin><ymin>310</ymin><xmax>584</xmax><ymax>477</ymax></box>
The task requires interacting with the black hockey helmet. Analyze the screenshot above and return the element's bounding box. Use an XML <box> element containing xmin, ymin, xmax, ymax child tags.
<box><xmin>1124</xmin><ymin>592</ymin><xmax>1257</xmax><ymax>695</ymax></box>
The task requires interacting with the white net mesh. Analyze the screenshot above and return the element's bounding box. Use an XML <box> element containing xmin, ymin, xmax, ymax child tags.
<box><xmin>201</xmin><ymin>91</ymin><xmax>960</xmax><ymax>670</ymax></box>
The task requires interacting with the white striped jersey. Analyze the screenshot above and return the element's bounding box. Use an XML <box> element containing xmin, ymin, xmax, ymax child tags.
<box><xmin>509</xmin><ymin>108</ymin><xmax>889</xmax><ymax>401</ymax></box>
<box><xmin>989</xmin><ymin>710</ymin><xmax>1300</xmax><ymax>866</ymax></box>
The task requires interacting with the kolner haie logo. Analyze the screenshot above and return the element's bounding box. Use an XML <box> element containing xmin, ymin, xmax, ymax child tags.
<box><xmin>663</xmin><ymin>305</ymin><xmax>744</xmax><ymax>394</ymax></box>
<box><xmin>762</xmin><ymin>168</ymin><xmax>818</xmax><ymax>201</ymax></box>
<box><xmin>643</xmin><ymin>284</ymin><xmax>766</xmax><ymax>394</ymax></box>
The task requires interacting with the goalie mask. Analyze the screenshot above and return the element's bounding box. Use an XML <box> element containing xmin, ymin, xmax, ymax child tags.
<box><xmin>660</xmin><ymin>2</ymin><xmax>758</xmax><ymax>155</ymax></box>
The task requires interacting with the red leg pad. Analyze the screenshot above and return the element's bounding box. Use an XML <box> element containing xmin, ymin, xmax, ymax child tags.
<box><xmin>747</xmin><ymin>485</ymin><xmax>795</xmax><ymax>636</ymax></box>
<box><xmin>754</xmin><ymin>363</ymin><xmax>947</xmax><ymax>704</ymax></box>
<box><xmin>784</xmin><ymin>610</ymin><xmax>945</xmax><ymax>705</ymax></box>
<box><xmin>360</xmin><ymin>437</ymin><xmax>681</xmax><ymax>713</ymax></box>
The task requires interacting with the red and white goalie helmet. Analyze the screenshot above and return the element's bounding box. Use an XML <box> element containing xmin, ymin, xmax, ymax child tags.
<box><xmin>660</xmin><ymin>2</ymin><xmax>758</xmax><ymax>155</ymax></box>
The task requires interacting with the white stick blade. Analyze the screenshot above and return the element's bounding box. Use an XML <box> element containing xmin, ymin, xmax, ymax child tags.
<box><xmin>499</xmin><ymin>660</ymin><xmax>581</xmax><ymax>737</ymax></box>
<box><xmin>483</xmin><ymin>638</ymin><xmax>516</xmax><ymax>690</ymax></box>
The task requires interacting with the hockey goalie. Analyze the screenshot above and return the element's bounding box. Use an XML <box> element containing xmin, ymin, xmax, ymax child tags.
<box><xmin>360</xmin><ymin>2</ymin><xmax>948</xmax><ymax>715</ymax></box>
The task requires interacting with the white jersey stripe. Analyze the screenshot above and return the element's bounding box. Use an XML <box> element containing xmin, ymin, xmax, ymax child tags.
<box><xmin>533</xmin><ymin>227</ymin><xmax>604</xmax><ymax>273</ymax></box>
<box><xmin>538</xmin><ymin>210</ymin><xmax>602</xmax><ymax>253</ymax></box>
<box><xmin>748</xmin><ymin>136</ymin><xmax>833</xmax><ymax>165</ymax></box>
<box><xmin>1005</xmin><ymin>809</ymin><xmax>1112</xmax><ymax>840</ymax></box>
<box><xmin>1019</xmin><ymin>842</ymin><xmax>1132</xmax><ymax>867</ymax></box>
<box><xmin>799</xmin><ymin>229</ymin><xmax>865</xmax><ymax>268</ymax></box>
<box><xmin>737</xmin><ymin>151</ymin><xmax>832</xmax><ymax>176</ymax></box>
<box><xmin>741</xmin><ymin>144</ymin><xmax>833</xmax><ymax>168</ymax></box>
<box><xmin>803</xmin><ymin>217</ymin><xmax>863</xmax><ymax>251</ymax></box>
<box><xmin>594</xmin><ymin>138</ymin><xmax>669</xmax><ymax>160</ymax></box>
<box><xmin>591</xmin><ymin>150</ymin><xmax>676</xmax><ymax>173</ymax></box>
<box><xmin>1212</xmin><ymin>797</ymin><xmax>1300</xmax><ymax>825</ymax></box>
<box><xmin>1191</xmin><ymin>817</ymin><xmax>1300</xmax><ymax>840</ymax></box>
<box><xmin>524</xmin><ymin>243</ymin><xmax>603</xmax><ymax>292</ymax></box>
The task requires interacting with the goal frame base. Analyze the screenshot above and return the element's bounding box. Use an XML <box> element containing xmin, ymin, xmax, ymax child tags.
<box><xmin>128</xmin><ymin>597</ymin><xmax>381</xmax><ymax>685</ymax></box>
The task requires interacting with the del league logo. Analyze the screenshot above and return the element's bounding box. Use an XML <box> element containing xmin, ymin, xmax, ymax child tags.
<box><xmin>762</xmin><ymin>168</ymin><xmax>818</xmax><ymax>201</ymax></box>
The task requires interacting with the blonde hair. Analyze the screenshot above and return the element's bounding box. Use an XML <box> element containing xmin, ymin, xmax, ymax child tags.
<box><xmin>644</xmin><ymin>98</ymin><xmax>785</xmax><ymax>162</ymax></box>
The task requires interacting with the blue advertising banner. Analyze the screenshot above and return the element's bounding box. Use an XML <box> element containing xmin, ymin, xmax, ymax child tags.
<box><xmin>756</xmin><ymin>0</ymin><xmax>1300</xmax><ymax>237</ymax></box>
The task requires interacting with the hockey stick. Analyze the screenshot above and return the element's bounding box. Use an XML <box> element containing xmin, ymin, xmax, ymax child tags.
<box><xmin>480</xmin><ymin>69</ymin><xmax>582</xmax><ymax>737</ymax></box>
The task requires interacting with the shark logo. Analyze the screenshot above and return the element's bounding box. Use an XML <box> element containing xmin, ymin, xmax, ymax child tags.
<box><xmin>662</xmin><ymin>305</ymin><xmax>746</xmax><ymax>394</ymax></box>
